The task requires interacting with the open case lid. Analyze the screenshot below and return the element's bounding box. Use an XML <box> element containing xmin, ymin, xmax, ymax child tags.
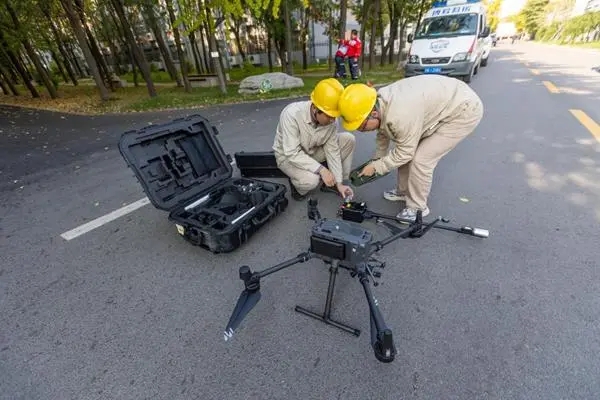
<box><xmin>118</xmin><ymin>114</ymin><xmax>233</xmax><ymax>211</ymax></box>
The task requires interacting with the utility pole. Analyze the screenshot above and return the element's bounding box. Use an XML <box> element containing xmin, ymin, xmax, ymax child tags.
<box><xmin>284</xmin><ymin>0</ymin><xmax>294</xmax><ymax>75</ymax></box>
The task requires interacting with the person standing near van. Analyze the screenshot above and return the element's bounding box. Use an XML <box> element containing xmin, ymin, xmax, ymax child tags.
<box><xmin>336</xmin><ymin>75</ymin><xmax>484</xmax><ymax>220</ymax></box>
<box><xmin>273</xmin><ymin>78</ymin><xmax>355</xmax><ymax>201</ymax></box>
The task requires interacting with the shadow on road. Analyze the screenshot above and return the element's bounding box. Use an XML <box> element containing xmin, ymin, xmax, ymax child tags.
<box><xmin>481</xmin><ymin>48</ymin><xmax>600</xmax><ymax>223</ymax></box>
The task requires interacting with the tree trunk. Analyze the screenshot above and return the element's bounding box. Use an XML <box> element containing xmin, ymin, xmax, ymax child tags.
<box><xmin>0</xmin><ymin>32</ymin><xmax>40</xmax><ymax>98</ymax></box>
<box><xmin>59</xmin><ymin>0</ymin><xmax>110</xmax><ymax>100</ymax></box>
<box><xmin>387</xmin><ymin>7</ymin><xmax>399</xmax><ymax>65</ymax></box>
<box><xmin>198</xmin><ymin>23</ymin><xmax>210</xmax><ymax>73</ymax></box>
<box><xmin>267</xmin><ymin>29</ymin><xmax>273</xmax><ymax>72</ymax></box>
<box><xmin>339</xmin><ymin>0</ymin><xmax>347</xmax><ymax>37</ymax></box>
<box><xmin>0</xmin><ymin>62</ymin><xmax>19</xmax><ymax>95</ymax></box>
<box><xmin>66</xmin><ymin>42</ymin><xmax>85</xmax><ymax>77</ymax></box>
<box><xmin>397</xmin><ymin>21</ymin><xmax>407</xmax><ymax>69</ymax></box>
<box><xmin>0</xmin><ymin>73</ymin><xmax>8</xmax><ymax>94</ymax></box>
<box><xmin>189</xmin><ymin>32</ymin><xmax>202</xmax><ymax>74</ymax></box>
<box><xmin>143</xmin><ymin>5</ymin><xmax>181</xmax><ymax>85</ymax></box>
<box><xmin>203</xmin><ymin>4</ymin><xmax>227</xmax><ymax>94</ymax></box>
<box><xmin>368</xmin><ymin>0</ymin><xmax>380</xmax><ymax>70</ymax></box>
<box><xmin>231</xmin><ymin>17</ymin><xmax>246</xmax><ymax>61</ymax></box>
<box><xmin>283</xmin><ymin>0</ymin><xmax>294</xmax><ymax>75</ymax></box>
<box><xmin>165</xmin><ymin>0</ymin><xmax>191</xmax><ymax>92</ymax></box>
<box><xmin>359</xmin><ymin>1</ymin><xmax>368</xmax><ymax>71</ymax></box>
<box><xmin>50</xmin><ymin>47</ymin><xmax>69</xmax><ymax>84</ymax></box>
<box><xmin>110</xmin><ymin>0</ymin><xmax>156</xmax><ymax>97</ymax></box>
<box><xmin>74</xmin><ymin>0</ymin><xmax>112</xmax><ymax>86</ymax></box>
<box><xmin>379</xmin><ymin>16</ymin><xmax>386</xmax><ymax>66</ymax></box>
<box><xmin>40</xmin><ymin>0</ymin><xmax>78</xmax><ymax>85</ymax></box>
<box><xmin>301</xmin><ymin>8</ymin><xmax>309</xmax><ymax>70</ymax></box>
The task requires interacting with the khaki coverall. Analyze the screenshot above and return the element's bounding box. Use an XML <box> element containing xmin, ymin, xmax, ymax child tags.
<box><xmin>370</xmin><ymin>75</ymin><xmax>484</xmax><ymax>210</ymax></box>
<box><xmin>273</xmin><ymin>101</ymin><xmax>356</xmax><ymax>195</ymax></box>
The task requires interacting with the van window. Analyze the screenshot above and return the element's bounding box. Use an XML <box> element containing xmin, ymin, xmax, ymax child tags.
<box><xmin>479</xmin><ymin>14</ymin><xmax>484</xmax><ymax>33</ymax></box>
<box><xmin>415</xmin><ymin>13</ymin><xmax>479</xmax><ymax>39</ymax></box>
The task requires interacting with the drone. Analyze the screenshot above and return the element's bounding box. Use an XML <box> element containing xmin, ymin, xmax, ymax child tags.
<box><xmin>223</xmin><ymin>198</ymin><xmax>490</xmax><ymax>363</ymax></box>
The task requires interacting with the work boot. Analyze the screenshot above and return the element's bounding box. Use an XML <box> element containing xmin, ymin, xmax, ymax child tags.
<box><xmin>383</xmin><ymin>188</ymin><xmax>406</xmax><ymax>202</ymax></box>
<box><xmin>288</xmin><ymin>178</ymin><xmax>306</xmax><ymax>201</ymax></box>
<box><xmin>396</xmin><ymin>207</ymin><xmax>430</xmax><ymax>222</ymax></box>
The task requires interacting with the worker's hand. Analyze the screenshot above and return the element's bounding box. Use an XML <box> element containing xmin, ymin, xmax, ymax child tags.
<box><xmin>358</xmin><ymin>163</ymin><xmax>376</xmax><ymax>177</ymax></box>
<box><xmin>336</xmin><ymin>183</ymin><xmax>354</xmax><ymax>200</ymax></box>
<box><xmin>319</xmin><ymin>167</ymin><xmax>336</xmax><ymax>187</ymax></box>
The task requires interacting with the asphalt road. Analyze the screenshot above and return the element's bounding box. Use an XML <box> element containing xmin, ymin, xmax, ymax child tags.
<box><xmin>1</xmin><ymin>42</ymin><xmax>599</xmax><ymax>400</ymax></box>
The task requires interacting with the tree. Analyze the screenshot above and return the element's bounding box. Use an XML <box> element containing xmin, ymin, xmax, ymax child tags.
<box><xmin>483</xmin><ymin>0</ymin><xmax>502</xmax><ymax>31</ymax></box>
<box><xmin>59</xmin><ymin>0</ymin><xmax>111</xmax><ymax>100</ymax></box>
<box><xmin>517</xmin><ymin>0</ymin><xmax>550</xmax><ymax>38</ymax></box>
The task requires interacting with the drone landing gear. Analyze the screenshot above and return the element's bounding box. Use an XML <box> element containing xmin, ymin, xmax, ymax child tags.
<box><xmin>294</xmin><ymin>260</ymin><xmax>361</xmax><ymax>337</ymax></box>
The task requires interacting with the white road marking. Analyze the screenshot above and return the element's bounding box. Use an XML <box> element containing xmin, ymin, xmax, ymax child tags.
<box><xmin>60</xmin><ymin>159</ymin><xmax>238</xmax><ymax>241</ymax></box>
<box><xmin>60</xmin><ymin>197</ymin><xmax>150</xmax><ymax>241</ymax></box>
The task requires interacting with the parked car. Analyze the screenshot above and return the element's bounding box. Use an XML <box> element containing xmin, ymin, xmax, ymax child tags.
<box><xmin>481</xmin><ymin>35</ymin><xmax>493</xmax><ymax>67</ymax></box>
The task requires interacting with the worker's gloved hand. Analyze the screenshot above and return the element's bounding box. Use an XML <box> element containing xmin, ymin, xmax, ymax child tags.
<box><xmin>336</xmin><ymin>183</ymin><xmax>354</xmax><ymax>200</ymax></box>
<box><xmin>319</xmin><ymin>167</ymin><xmax>336</xmax><ymax>187</ymax></box>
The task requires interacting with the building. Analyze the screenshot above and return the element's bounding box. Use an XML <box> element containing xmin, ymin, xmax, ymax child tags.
<box><xmin>572</xmin><ymin>0</ymin><xmax>600</xmax><ymax>15</ymax></box>
<box><xmin>585</xmin><ymin>0</ymin><xmax>600</xmax><ymax>12</ymax></box>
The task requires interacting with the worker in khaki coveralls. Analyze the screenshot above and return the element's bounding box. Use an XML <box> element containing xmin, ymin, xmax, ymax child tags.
<box><xmin>273</xmin><ymin>78</ymin><xmax>355</xmax><ymax>201</ymax></box>
<box><xmin>338</xmin><ymin>74</ymin><xmax>484</xmax><ymax>220</ymax></box>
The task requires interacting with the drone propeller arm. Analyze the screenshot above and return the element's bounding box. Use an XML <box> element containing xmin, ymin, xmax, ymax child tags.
<box><xmin>224</xmin><ymin>251</ymin><xmax>314</xmax><ymax>341</ymax></box>
<box><xmin>369</xmin><ymin>218</ymin><xmax>431</xmax><ymax>253</ymax></box>
<box><xmin>339</xmin><ymin>202</ymin><xmax>489</xmax><ymax>239</ymax></box>
<box><xmin>358</xmin><ymin>266</ymin><xmax>396</xmax><ymax>363</ymax></box>
<box><xmin>370</xmin><ymin>210</ymin><xmax>490</xmax><ymax>238</ymax></box>
<box><xmin>254</xmin><ymin>251</ymin><xmax>314</xmax><ymax>279</ymax></box>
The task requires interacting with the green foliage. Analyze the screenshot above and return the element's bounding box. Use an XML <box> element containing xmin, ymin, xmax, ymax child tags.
<box><xmin>483</xmin><ymin>0</ymin><xmax>502</xmax><ymax>31</ymax></box>
<box><xmin>350</xmin><ymin>0</ymin><xmax>391</xmax><ymax>37</ymax></box>
<box><xmin>535</xmin><ymin>10</ymin><xmax>600</xmax><ymax>43</ymax></box>
<box><xmin>516</xmin><ymin>0</ymin><xmax>550</xmax><ymax>37</ymax></box>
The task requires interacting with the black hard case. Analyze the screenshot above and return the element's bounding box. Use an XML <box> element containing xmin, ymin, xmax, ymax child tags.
<box><xmin>118</xmin><ymin>114</ymin><xmax>289</xmax><ymax>253</ymax></box>
<box><xmin>234</xmin><ymin>151</ymin><xmax>287</xmax><ymax>178</ymax></box>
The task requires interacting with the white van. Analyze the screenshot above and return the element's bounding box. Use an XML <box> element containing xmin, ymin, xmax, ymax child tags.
<box><xmin>404</xmin><ymin>0</ymin><xmax>491</xmax><ymax>83</ymax></box>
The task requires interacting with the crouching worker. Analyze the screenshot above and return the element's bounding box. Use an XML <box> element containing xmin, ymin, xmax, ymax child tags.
<box><xmin>337</xmin><ymin>75</ymin><xmax>484</xmax><ymax>220</ymax></box>
<box><xmin>273</xmin><ymin>78</ymin><xmax>356</xmax><ymax>201</ymax></box>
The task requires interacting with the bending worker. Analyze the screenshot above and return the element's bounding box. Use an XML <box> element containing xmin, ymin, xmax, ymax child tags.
<box><xmin>273</xmin><ymin>78</ymin><xmax>355</xmax><ymax>201</ymax></box>
<box><xmin>337</xmin><ymin>75</ymin><xmax>484</xmax><ymax>220</ymax></box>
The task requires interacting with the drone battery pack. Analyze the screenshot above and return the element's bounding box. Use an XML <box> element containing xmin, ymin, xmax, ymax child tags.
<box><xmin>339</xmin><ymin>201</ymin><xmax>367</xmax><ymax>223</ymax></box>
<box><xmin>233</xmin><ymin>151</ymin><xmax>288</xmax><ymax>179</ymax></box>
<box><xmin>119</xmin><ymin>114</ymin><xmax>289</xmax><ymax>254</ymax></box>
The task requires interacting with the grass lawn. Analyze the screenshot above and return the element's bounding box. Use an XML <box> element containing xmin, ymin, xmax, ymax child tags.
<box><xmin>538</xmin><ymin>40</ymin><xmax>600</xmax><ymax>50</ymax></box>
<box><xmin>0</xmin><ymin>63</ymin><xmax>403</xmax><ymax>115</ymax></box>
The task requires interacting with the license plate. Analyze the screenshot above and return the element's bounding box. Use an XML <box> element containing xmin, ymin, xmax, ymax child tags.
<box><xmin>424</xmin><ymin>67</ymin><xmax>442</xmax><ymax>73</ymax></box>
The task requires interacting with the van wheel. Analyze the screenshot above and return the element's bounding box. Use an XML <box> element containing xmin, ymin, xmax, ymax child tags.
<box><xmin>481</xmin><ymin>57</ymin><xmax>488</xmax><ymax>67</ymax></box>
<box><xmin>463</xmin><ymin>66</ymin><xmax>474</xmax><ymax>83</ymax></box>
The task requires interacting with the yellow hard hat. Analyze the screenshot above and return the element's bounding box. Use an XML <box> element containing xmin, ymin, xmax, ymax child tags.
<box><xmin>338</xmin><ymin>83</ymin><xmax>378</xmax><ymax>131</ymax></box>
<box><xmin>310</xmin><ymin>78</ymin><xmax>345</xmax><ymax>117</ymax></box>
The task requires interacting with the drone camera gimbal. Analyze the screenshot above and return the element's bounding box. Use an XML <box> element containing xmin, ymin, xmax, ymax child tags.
<box><xmin>223</xmin><ymin>197</ymin><xmax>490</xmax><ymax>363</ymax></box>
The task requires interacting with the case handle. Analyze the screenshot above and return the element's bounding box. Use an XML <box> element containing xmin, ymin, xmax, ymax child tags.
<box><xmin>251</xmin><ymin>205</ymin><xmax>275</xmax><ymax>225</ymax></box>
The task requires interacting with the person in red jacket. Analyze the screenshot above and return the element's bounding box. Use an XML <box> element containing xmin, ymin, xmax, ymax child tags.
<box><xmin>334</xmin><ymin>41</ymin><xmax>349</xmax><ymax>79</ymax></box>
<box><xmin>339</xmin><ymin>30</ymin><xmax>362</xmax><ymax>80</ymax></box>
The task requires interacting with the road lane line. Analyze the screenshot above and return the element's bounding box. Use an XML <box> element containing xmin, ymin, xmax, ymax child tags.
<box><xmin>542</xmin><ymin>81</ymin><xmax>560</xmax><ymax>93</ymax></box>
<box><xmin>569</xmin><ymin>109</ymin><xmax>600</xmax><ymax>142</ymax></box>
<box><xmin>60</xmin><ymin>159</ymin><xmax>239</xmax><ymax>241</ymax></box>
<box><xmin>60</xmin><ymin>197</ymin><xmax>151</xmax><ymax>240</ymax></box>
<box><xmin>530</xmin><ymin>68</ymin><xmax>540</xmax><ymax>75</ymax></box>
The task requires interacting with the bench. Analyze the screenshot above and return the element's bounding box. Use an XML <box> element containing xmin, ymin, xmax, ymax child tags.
<box><xmin>188</xmin><ymin>74</ymin><xmax>219</xmax><ymax>88</ymax></box>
